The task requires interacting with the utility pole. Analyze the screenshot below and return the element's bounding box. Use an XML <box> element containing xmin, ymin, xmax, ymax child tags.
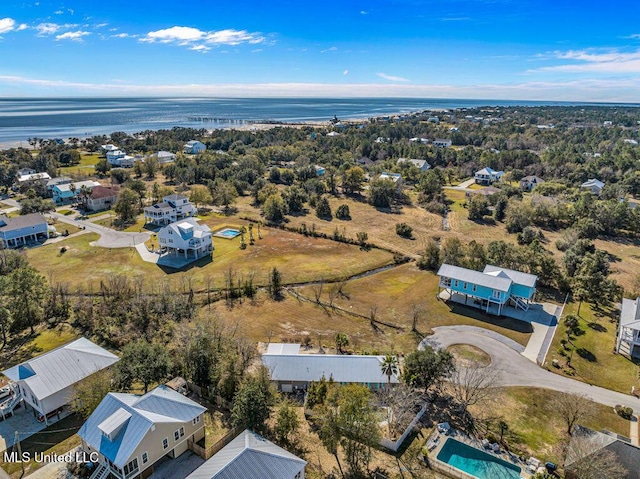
<box><xmin>15</xmin><ymin>431</ymin><xmax>24</xmax><ymax>477</ymax></box>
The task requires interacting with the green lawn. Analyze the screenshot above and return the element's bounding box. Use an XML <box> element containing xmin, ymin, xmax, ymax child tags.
<box><xmin>547</xmin><ymin>302</ymin><xmax>640</xmax><ymax>393</ymax></box>
<box><xmin>59</xmin><ymin>152</ymin><xmax>101</xmax><ymax>175</ymax></box>
<box><xmin>0</xmin><ymin>325</ymin><xmax>80</xmax><ymax>369</ymax></box>
<box><xmin>26</xmin><ymin>224</ymin><xmax>395</xmax><ymax>291</ymax></box>
<box><xmin>445</xmin><ymin>189</ymin><xmax>467</xmax><ymax>212</ymax></box>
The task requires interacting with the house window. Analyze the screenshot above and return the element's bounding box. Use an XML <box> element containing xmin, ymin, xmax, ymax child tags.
<box><xmin>453</xmin><ymin>280</ymin><xmax>458</xmax><ymax>287</ymax></box>
<box><xmin>472</xmin><ymin>284</ymin><xmax>477</xmax><ymax>292</ymax></box>
<box><xmin>193</xmin><ymin>416</ymin><xmax>201</xmax><ymax>425</ymax></box>
<box><xmin>492</xmin><ymin>290</ymin><xmax>501</xmax><ymax>299</ymax></box>
<box><xmin>463</xmin><ymin>282</ymin><xmax>468</xmax><ymax>290</ymax></box>
<box><xmin>295</xmin><ymin>473</ymin><xmax>301</xmax><ymax>479</ymax></box>
<box><xmin>162</xmin><ymin>438</ymin><xmax>168</xmax><ymax>450</ymax></box>
<box><xmin>179</xmin><ymin>427</ymin><xmax>185</xmax><ymax>438</ymax></box>
<box><xmin>174</xmin><ymin>430</ymin><xmax>180</xmax><ymax>441</ymax></box>
<box><xmin>142</xmin><ymin>452</ymin><xmax>148</xmax><ymax>465</ymax></box>
<box><xmin>124</xmin><ymin>458</ymin><xmax>138</xmax><ymax>476</ymax></box>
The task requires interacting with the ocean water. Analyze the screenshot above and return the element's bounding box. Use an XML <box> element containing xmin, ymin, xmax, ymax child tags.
<box><xmin>0</xmin><ymin>97</ymin><xmax>630</xmax><ymax>147</ymax></box>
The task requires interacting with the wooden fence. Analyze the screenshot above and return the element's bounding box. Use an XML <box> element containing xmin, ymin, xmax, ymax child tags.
<box><xmin>188</xmin><ymin>426</ymin><xmax>243</xmax><ymax>460</ymax></box>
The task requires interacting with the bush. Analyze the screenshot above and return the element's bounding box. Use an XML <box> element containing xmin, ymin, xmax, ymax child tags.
<box><xmin>395</xmin><ymin>222</ymin><xmax>413</xmax><ymax>238</ymax></box>
<box><xmin>518</xmin><ymin>226</ymin><xmax>544</xmax><ymax>245</ymax></box>
<box><xmin>615</xmin><ymin>405</ymin><xmax>634</xmax><ymax>419</ymax></box>
<box><xmin>315</xmin><ymin>196</ymin><xmax>332</xmax><ymax>219</ymax></box>
<box><xmin>335</xmin><ymin>204</ymin><xmax>350</xmax><ymax>219</ymax></box>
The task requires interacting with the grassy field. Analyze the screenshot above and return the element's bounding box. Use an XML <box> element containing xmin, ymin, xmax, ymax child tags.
<box><xmin>58</xmin><ymin>152</ymin><xmax>100</xmax><ymax>176</ymax></box>
<box><xmin>298</xmin><ymin>263</ymin><xmax>533</xmax><ymax>346</ymax></box>
<box><xmin>547</xmin><ymin>302</ymin><xmax>639</xmax><ymax>393</ymax></box>
<box><xmin>0</xmin><ymin>324</ymin><xmax>79</xmax><ymax>370</ymax></box>
<box><xmin>0</xmin><ymin>413</ymin><xmax>83</xmax><ymax>478</ymax></box>
<box><xmin>26</xmin><ymin>223</ymin><xmax>395</xmax><ymax>290</ymax></box>
<box><xmin>447</xmin><ymin>344</ymin><xmax>491</xmax><ymax>367</ymax></box>
<box><xmin>473</xmin><ymin>387</ymin><xmax>632</xmax><ymax>465</ymax></box>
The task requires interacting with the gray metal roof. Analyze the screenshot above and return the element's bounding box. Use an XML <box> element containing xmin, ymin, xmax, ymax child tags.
<box><xmin>78</xmin><ymin>385</ymin><xmax>206</xmax><ymax>468</ymax></box>
<box><xmin>265</xmin><ymin>343</ymin><xmax>301</xmax><ymax>355</ymax></box>
<box><xmin>437</xmin><ymin>264</ymin><xmax>512</xmax><ymax>292</ymax></box>
<box><xmin>2</xmin><ymin>337</ymin><xmax>118</xmax><ymax>400</ymax></box>
<box><xmin>262</xmin><ymin>354</ymin><xmax>399</xmax><ymax>384</ymax></box>
<box><xmin>483</xmin><ymin>265</ymin><xmax>538</xmax><ymax>288</ymax></box>
<box><xmin>186</xmin><ymin>430</ymin><xmax>306</xmax><ymax>479</ymax></box>
<box><xmin>0</xmin><ymin>213</ymin><xmax>48</xmax><ymax>233</ymax></box>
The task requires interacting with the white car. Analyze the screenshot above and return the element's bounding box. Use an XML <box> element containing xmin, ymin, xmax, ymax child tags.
<box><xmin>0</xmin><ymin>386</ymin><xmax>12</xmax><ymax>401</ymax></box>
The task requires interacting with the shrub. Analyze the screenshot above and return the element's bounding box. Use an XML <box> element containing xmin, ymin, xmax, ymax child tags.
<box><xmin>615</xmin><ymin>405</ymin><xmax>634</xmax><ymax>419</ymax></box>
<box><xmin>335</xmin><ymin>204</ymin><xmax>350</xmax><ymax>219</ymax></box>
<box><xmin>395</xmin><ymin>222</ymin><xmax>413</xmax><ymax>238</ymax></box>
<box><xmin>315</xmin><ymin>196</ymin><xmax>332</xmax><ymax>219</ymax></box>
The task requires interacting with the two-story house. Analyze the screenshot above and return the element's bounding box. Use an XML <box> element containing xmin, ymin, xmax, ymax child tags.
<box><xmin>183</xmin><ymin>140</ymin><xmax>206</xmax><ymax>154</ymax></box>
<box><xmin>2</xmin><ymin>338</ymin><xmax>118</xmax><ymax>425</ymax></box>
<box><xmin>79</xmin><ymin>385</ymin><xmax>206</xmax><ymax>479</ymax></box>
<box><xmin>616</xmin><ymin>297</ymin><xmax>640</xmax><ymax>359</ymax></box>
<box><xmin>143</xmin><ymin>194</ymin><xmax>196</xmax><ymax>226</ymax></box>
<box><xmin>52</xmin><ymin>180</ymin><xmax>101</xmax><ymax>204</ymax></box>
<box><xmin>0</xmin><ymin>213</ymin><xmax>50</xmax><ymax>248</ymax></box>
<box><xmin>519</xmin><ymin>175</ymin><xmax>545</xmax><ymax>192</ymax></box>
<box><xmin>86</xmin><ymin>186</ymin><xmax>120</xmax><ymax>212</ymax></box>
<box><xmin>106</xmin><ymin>150</ymin><xmax>135</xmax><ymax>168</ymax></box>
<box><xmin>474</xmin><ymin>167</ymin><xmax>504</xmax><ymax>185</ymax></box>
<box><xmin>397</xmin><ymin>158</ymin><xmax>431</xmax><ymax>172</ymax></box>
<box><xmin>157</xmin><ymin>218</ymin><xmax>213</xmax><ymax>260</ymax></box>
<box><xmin>437</xmin><ymin>264</ymin><xmax>538</xmax><ymax>316</ymax></box>
<box><xmin>432</xmin><ymin>139</ymin><xmax>452</xmax><ymax>148</ymax></box>
<box><xmin>580</xmin><ymin>178</ymin><xmax>605</xmax><ymax>195</ymax></box>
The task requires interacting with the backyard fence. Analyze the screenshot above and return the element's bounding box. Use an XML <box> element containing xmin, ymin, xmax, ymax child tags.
<box><xmin>187</xmin><ymin>426</ymin><xmax>242</xmax><ymax>460</ymax></box>
<box><xmin>379</xmin><ymin>401</ymin><xmax>429</xmax><ymax>452</ymax></box>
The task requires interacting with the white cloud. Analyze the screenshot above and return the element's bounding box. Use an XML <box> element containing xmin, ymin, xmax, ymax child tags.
<box><xmin>321</xmin><ymin>46</ymin><xmax>338</xmax><ymax>53</ymax></box>
<box><xmin>54</xmin><ymin>9</ymin><xmax>64</xmax><ymax>14</ymax></box>
<box><xmin>36</xmin><ymin>22</ymin><xmax>61</xmax><ymax>35</ymax></box>
<box><xmin>251</xmin><ymin>48</ymin><xmax>263</xmax><ymax>53</ymax></box>
<box><xmin>377</xmin><ymin>72</ymin><xmax>410</xmax><ymax>82</ymax></box>
<box><xmin>624</xmin><ymin>34</ymin><xmax>640</xmax><ymax>39</ymax></box>
<box><xmin>17</xmin><ymin>23</ymin><xmax>28</xmax><ymax>31</ymax></box>
<box><xmin>141</xmin><ymin>26</ymin><xmax>265</xmax><ymax>50</ymax></box>
<box><xmin>189</xmin><ymin>44</ymin><xmax>210</xmax><ymax>53</ymax></box>
<box><xmin>360</xmin><ymin>10</ymin><xmax>368</xmax><ymax>14</ymax></box>
<box><xmin>111</xmin><ymin>32</ymin><xmax>131</xmax><ymax>38</ymax></box>
<box><xmin>55</xmin><ymin>30</ymin><xmax>90</xmax><ymax>41</ymax></box>
<box><xmin>94</xmin><ymin>23</ymin><xmax>108</xmax><ymax>29</ymax></box>
<box><xmin>1</xmin><ymin>75</ymin><xmax>640</xmax><ymax>102</ymax></box>
<box><xmin>343</xmin><ymin>70</ymin><xmax>349</xmax><ymax>75</ymax></box>
<box><xmin>530</xmin><ymin>48</ymin><xmax>640</xmax><ymax>74</ymax></box>
<box><xmin>0</xmin><ymin>18</ymin><xmax>16</xmax><ymax>34</ymax></box>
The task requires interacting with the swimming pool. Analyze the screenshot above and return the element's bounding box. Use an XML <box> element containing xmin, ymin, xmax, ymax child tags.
<box><xmin>213</xmin><ymin>228</ymin><xmax>241</xmax><ymax>239</ymax></box>
<box><xmin>436</xmin><ymin>438</ymin><xmax>521</xmax><ymax>479</ymax></box>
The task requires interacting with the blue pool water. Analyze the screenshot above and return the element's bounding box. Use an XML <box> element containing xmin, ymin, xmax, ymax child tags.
<box><xmin>215</xmin><ymin>228</ymin><xmax>241</xmax><ymax>239</ymax></box>
<box><xmin>437</xmin><ymin>438</ymin><xmax>521</xmax><ymax>479</ymax></box>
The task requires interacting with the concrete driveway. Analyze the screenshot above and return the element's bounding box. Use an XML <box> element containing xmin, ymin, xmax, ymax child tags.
<box><xmin>0</xmin><ymin>404</ymin><xmax>45</xmax><ymax>452</ymax></box>
<box><xmin>151</xmin><ymin>451</ymin><xmax>204</xmax><ymax>479</ymax></box>
<box><xmin>47</xmin><ymin>212</ymin><xmax>149</xmax><ymax>248</ymax></box>
<box><xmin>421</xmin><ymin>325</ymin><xmax>640</xmax><ymax>414</ymax></box>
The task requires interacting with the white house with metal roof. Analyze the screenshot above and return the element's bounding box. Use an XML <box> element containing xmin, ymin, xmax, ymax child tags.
<box><xmin>79</xmin><ymin>385</ymin><xmax>206</xmax><ymax>479</ymax></box>
<box><xmin>397</xmin><ymin>158</ymin><xmax>431</xmax><ymax>172</ymax></box>
<box><xmin>143</xmin><ymin>194</ymin><xmax>196</xmax><ymax>226</ymax></box>
<box><xmin>474</xmin><ymin>167</ymin><xmax>504</xmax><ymax>185</ymax></box>
<box><xmin>186</xmin><ymin>429</ymin><xmax>306</xmax><ymax>479</ymax></box>
<box><xmin>2</xmin><ymin>338</ymin><xmax>118</xmax><ymax>424</ymax></box>
<box><xmin>437</xmin><ymin>264</ymin><xmax>538</xmax><ymax>315</ymax></box>
<box><xmin>262</xmin><ymin>344</ymin><xmax>399</xmax><ymax>392</ymax></box>
<box><xmin>616</xmin><ymin>297</ymin><xmax>640</xmax><ymax>359</ymax></box>
<box><xmin>157</xmin><ymin>218</ymin><xmax>213</xmax><ymax>260</ymax></box>
<box><xmin>52</xmin><ymin>180</ymin><xmax>101</xmax><ymax>204</ymax></box>
<box><xmin>580</xmin><ymin>178</ymin><xmax>605</xmax><ymax>195</ymax></box>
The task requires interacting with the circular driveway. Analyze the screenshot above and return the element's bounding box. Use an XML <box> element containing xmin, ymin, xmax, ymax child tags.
<box><xmin>421</xmin><ymin>325</ymin><xmax>640</xmax><ymax>414</ymax></box>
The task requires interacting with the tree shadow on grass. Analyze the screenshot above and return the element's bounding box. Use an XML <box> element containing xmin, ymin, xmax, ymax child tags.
<box><xmin>576</xmin><ymin>348</ymin><xmax>597</xmax><ymax>362</ymax></box>
<box><xmin>587</xmin><ymin>322</ymin><xmax>607</xmax><ymax>332</ymax></box>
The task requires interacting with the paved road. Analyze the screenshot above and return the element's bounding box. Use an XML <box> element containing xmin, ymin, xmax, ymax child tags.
<box><xmin>48</xmin><ymin>212</ymin><xmax>149</xmax><ymax>248</ymax></box>
<box><xmin>421</xmin><ymin>325</ymin><xmax>640</xmax><ymax>414</ymax></box>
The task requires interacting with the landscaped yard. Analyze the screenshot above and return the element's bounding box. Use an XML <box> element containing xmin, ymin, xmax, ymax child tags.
<box><xmin>26</xmin><ymin>223</ymin><xmax>395</xmax><ymax>291</ymax></box>
<box><xmin>547</xmin><ymin>302</ymin><xmax>640</xmax><ymax>394</ymax></box>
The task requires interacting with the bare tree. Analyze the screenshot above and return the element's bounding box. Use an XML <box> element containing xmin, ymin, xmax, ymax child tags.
<box><xmin>553</xmin><ymin>392</ymin><xmax>596</xmax><ymax>436</ymax></box>
<box><xmin>378</xmin><ymin>384</ymin><xmax>425</xmax><ymax>437</ymax></box>
<box><xmin>327</xmin><ymin>284</ymin><xmax>339</xmax><ymax>308</ymax></box>
<box><xmin>410</xmin><ymin>303</ymin><xmax>425</xmax><ymax>333</ymax></box>
<box><xmin>449</xmin><ymin>363</ymin><xmax>499</xmax><ymax>410</ymax></box>
<box><xmin>312</xmin><ymin>279</ymin><xmax>324</xmax><ymax>303</ymax></box>
<box><xmin>565</xmin><ymin>432</ymin><xmax>628</xmax><ymax>479</ymax></box>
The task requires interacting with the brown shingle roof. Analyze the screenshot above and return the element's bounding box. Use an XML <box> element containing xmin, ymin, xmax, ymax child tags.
<box><xmin>89</xmin><ymin>186</ymin><xmax>120</xmax><ymax>200</ymax></box>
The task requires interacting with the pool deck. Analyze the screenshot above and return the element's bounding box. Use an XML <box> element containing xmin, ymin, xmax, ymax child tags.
<box><xmin>213</xmin><ymin>227</ymin><xmax>241</xmax><ymax>239</ymax></box>
<box><xmin>426</xmin><ymin>428</ymin><xmax>532</xmax><ymax>479</ymax></box>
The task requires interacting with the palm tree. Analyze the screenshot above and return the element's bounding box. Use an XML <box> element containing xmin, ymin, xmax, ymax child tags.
<box><xmin>380</xmin><ymin>354</ymin><xmax>399</xmax><ymax>384</ymax></box>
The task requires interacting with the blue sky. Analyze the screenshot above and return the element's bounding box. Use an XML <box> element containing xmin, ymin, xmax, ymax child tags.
<box><xmin>0</xmin><ymin>0</ymin><xmax>639</xmax><ymax>100</ymax></box>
